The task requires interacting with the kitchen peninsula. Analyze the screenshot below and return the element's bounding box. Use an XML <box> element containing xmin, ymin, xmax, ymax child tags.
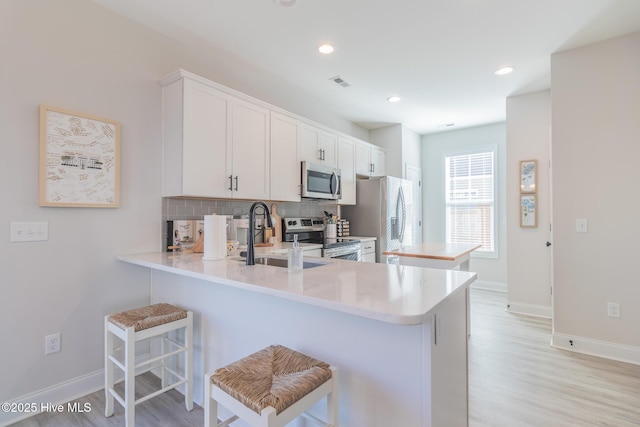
<box><xmin>117</xmin><ymin>252</ymin><xmax>476</xmax><ymax>426</ymax></box>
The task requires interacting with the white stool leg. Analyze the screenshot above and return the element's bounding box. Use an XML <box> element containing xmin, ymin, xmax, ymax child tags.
<box><xmin>204</xmin><ymin>373</ymin><xmax>216</xmax><ymax>427</ymax></box>
<box><xmin>124</xmin><ymin>326</ymin><xmax>136</xmax><ymax>427</ymax></box>
<box><xmin>160</xmin><ymin>330</ymin><xmax>167</xmax><ymax>389</ymax></box>
<box><xmin>327</xmin><ymin>367</ymin><xmax>339</xmax><ymax>427</ymax></box>
<box><xmin>104</xmin><ymin>317</ymin><xmax>114</xmax><ymax>417</ymax></box>
<box><xmin>185</xmin><ymin>312</ymin><xmax>194</xmax><ymax>411</ymax></box>
<box><xmin>259</xmin><ymin>407</ymin><xmax>277</xmax><ymax>427</ymax></box>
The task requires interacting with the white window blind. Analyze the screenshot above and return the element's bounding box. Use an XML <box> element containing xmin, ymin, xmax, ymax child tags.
<box><xmin>445</xmin><ymin>150</ymin><xmax>495</xmax><ymax>255</ymax></box>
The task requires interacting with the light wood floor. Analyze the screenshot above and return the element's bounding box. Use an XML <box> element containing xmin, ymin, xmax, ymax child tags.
<box><xmin>10</xmin><ymin>373</ymin><xmax>204</xmax><ymax>427</ymax></box>
<box><xmin>10</xmin><ymin>288</ymin><xmax>640</xmax><ymax>426</ymax></box>
<box><xmin>469</xmin><ymin>289</ymin><xmax>640</xmax><ymax>427</ymax></box>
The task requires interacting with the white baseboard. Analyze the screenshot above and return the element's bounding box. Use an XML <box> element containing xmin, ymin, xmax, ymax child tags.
<box><xmin>507</xmin><ymin>301</ymin><xmax>552</xmax><ymax>319</ymax></box>
<box><xmin>0</xmin><ymin>369</ymin><xmax>104</xmax><ymax>427</ymax></box>
<box><xmin>552</xmin><ymin>332</ymin><xmax>640</xmax><ymax>366</ymax></box>
<box><xmin>0</xmin><ymin>352</ymin><xmax>154</xmax><ymax>427</ymax></box>
<box><xmin>471</xmin><ymin>280</ymin><xmax>507</xmax><ymax>293</ymax></box>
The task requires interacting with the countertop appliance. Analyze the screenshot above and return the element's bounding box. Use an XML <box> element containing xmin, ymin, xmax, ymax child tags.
<box><xmin>282</xmin><ymin>217</ymin><xmax>361</xmax><ymax>261</ymax></box>
<box><xmin>301</xmin><ymin>161</ymin><xmax>342</xmax><ymax>200</ymax></box>
<box><xmin>341</xmin><ymin>176</ymin><xmax>413</xmax><ymax>262</ymax></box>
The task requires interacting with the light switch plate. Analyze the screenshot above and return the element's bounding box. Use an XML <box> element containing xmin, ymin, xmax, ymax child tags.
<box><xmin>576</xmin><ymin>218</ymin><xmax>588</xmax><ymax>233</ymax></box>
<box><xmin>10</xmin><ymin>222</ymin><xmax>49</xmax><ymax>242</ymax></box>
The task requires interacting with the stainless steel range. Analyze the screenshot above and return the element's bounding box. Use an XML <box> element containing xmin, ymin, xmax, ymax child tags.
<box><xmin>282</xmin><ymin>217</ymin><xmax>361</xmax><ymax>261</ymax></box>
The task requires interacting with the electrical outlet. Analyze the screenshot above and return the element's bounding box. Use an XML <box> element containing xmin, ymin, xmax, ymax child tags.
<box><xmin>45</xmin><ymin>333</ymin><xmax>61</xmax><ymax>355</ymax></box>
<box><xmin>607</xmin><ymin>303</ymin><xmax>620</xmax><ymax>318</ymax></box>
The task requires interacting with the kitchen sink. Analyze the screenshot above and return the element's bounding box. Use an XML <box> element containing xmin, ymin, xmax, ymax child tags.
<box><xmin>231</xmin><ymin>255</ymin><xmax>330</xmax><ymax>269</ymax></box>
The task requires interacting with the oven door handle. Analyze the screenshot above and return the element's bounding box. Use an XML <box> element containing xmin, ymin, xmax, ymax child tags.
<box><xmin>323</xmin><ymin>245</ymin><xmax>361</xmax><ymax>259</ymax></box>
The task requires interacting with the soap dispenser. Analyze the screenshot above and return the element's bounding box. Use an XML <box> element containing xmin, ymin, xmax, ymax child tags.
<box><xmin>288</xmin><ymin>234</ymin><xmax>303</xmax><ymax>272</ymax></box>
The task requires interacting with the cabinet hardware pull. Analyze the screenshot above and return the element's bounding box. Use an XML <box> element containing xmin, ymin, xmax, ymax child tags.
<box><xmin>234</xmin><ymin>176</ymin><xmax>239</xmax><ymax>191</ymax></box>
<box><xmin>228</xmin><ymin>175</ymin><xmax>233</xmax><ymax>191</ymax></box>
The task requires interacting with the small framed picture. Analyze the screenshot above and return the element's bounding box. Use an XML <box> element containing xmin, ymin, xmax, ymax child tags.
<box><xmin>520</xmin><ymin>194</ymin><xmax>537</xmax><ymax>228</ymax></box>
<box><xmin>39</xmin><ymin>105</ymin><xmax>120</xmax><ymax>207</ymax></box>
<box><xmin>520</xmin><ymin>159</ymin><xmax>537</xmax><ymax>194</ymax></box>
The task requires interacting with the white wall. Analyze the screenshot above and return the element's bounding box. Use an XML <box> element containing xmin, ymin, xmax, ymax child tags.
<box><xmin>550</xmin><ymin>31</ymin><xmax>640</xmax><ymax>362</ymax></box>
<box><xmin>0</xmin><ymin>0</ymin><xmax>370</xmax><ymax>415</ymax></box>
<box><xmin>422</xmin><ymin>123</ymin><xmax>507</xmax><ymax>289</ymax></box>
<box><xmin>402</xmin><ymin>126</ymin><xmax>422</xmax><ymax>172</ymax></box>
<box><xmin>369</xmin><ymin>124</ymin><xmax>422</xmax><ymax>178</ymax></box>
<box><xmin>506</xmin><ymin>90</ymin><xmax>552</xmax><ymax>317</ymax></box>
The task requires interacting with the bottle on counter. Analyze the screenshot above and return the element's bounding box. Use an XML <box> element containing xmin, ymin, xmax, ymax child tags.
<box><xmin>288</xmin><ymin>234</ymin><xmax>303</xmax><ymax>272</ymax></box>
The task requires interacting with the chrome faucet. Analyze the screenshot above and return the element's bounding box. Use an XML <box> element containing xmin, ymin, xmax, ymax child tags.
<box><xmin>246</xmin><ymin>201</ymin><xmax>273</xmax><ymax>266</ymax></box>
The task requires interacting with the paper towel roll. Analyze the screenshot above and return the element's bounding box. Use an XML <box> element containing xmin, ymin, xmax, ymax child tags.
<box><xmin>202</xmin><ymin>214</ymin><xmax>227</xmax><ymax>261</ymax></box>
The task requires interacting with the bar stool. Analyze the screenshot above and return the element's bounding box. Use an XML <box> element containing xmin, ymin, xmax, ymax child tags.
<box><xmin>205</xmin><ymin>345</ymin><xmax>339</xmax><ymax>427</ymax></box>
<box><xmin>104</xmin><ymin>303</ymin><xmax>193</xmax><ymax>426</ymax></box>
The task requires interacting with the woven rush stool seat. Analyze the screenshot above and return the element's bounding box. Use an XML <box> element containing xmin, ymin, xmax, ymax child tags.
<box><xmin>205</xmin><ymin>345</ymin><xmax>339</xmax><ymax>427</ymax></box>
<box><xmin>108</xmin><ymin>303</ymin><xmax>188</xmax><ymax>332</ymax></box>
<box><xmin>105</xmin><ymin>303</ymin><xmax>193</xmax><ymax>427</ymax></box>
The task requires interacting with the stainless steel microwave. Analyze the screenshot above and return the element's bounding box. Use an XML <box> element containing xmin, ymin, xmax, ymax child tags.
<box><xmin>301</xmin><ymin>161</ymin><xmax>342</xmax><ymax>200</ymax></box>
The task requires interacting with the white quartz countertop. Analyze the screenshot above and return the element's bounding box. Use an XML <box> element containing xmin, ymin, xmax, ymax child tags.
<box><xmin>117</xmin><ymin>252</ymin><xmax>476</xmax><ymax>325</ymax></box>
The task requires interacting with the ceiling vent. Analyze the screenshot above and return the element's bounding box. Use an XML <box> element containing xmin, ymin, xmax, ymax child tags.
<box><xmin>329</xmin><ymin>76</ymin><xmax>351</xmax><ymax>88</ymax></box>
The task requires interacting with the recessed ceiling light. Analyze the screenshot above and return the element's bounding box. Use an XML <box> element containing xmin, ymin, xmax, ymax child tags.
<box><xmin>274</xmin><ymin>0</ymin><xmax>297</xmax><ymax>7</ymax></box>
<box><xmin>387</xmin><ymin>96</ymin><xmax>401</xmax><ymax>103</ymax></box>
<box><xmin>495</xmin><ymin>66</ymin><xmax>515</xmax><ymax>76</ymax></box>
<box><xmin>318</xmin><ymin>44</ymin><xmax>335</xmax><ymax>54</ymax></box>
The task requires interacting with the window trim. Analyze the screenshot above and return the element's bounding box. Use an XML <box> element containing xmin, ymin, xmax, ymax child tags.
<box><xmin>443</xmin><ymin>146</ymin><xmax>498</xmax><ymax>259</ymax></box>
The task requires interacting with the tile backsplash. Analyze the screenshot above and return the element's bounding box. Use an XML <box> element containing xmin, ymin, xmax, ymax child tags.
<box><xmin>162</xmin><ymin>197</ymin><xmax>338</xmax><ymax>248</ymax></box>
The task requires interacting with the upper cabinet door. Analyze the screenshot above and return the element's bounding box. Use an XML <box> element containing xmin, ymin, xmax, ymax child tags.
<box><xmin>301</xmin><ymin>123</ymin><xmax>337</xmax><ymax>168</ymax></box>
<box><xmin>355</xmin><ymin>141</ymin><xmax>386</xmax><ymax>177</ymax></box>
<box><xmin>231</xmin><ymin>99</ymin><xmax>270</xmax><ymax>200</ymax></box>
<box><xmin>270</xmin><ymin>112</ymin><xmax>301</xmax><ymax>202</ymax></box>
<box><xmin>319</xmin><ymin>131</ymin><xmax>338</xmax><ymax>168</ymax></box>
<box><xmin>370</xmin><ymin>146</ymin><xmax>386</xmax><ymax>177</ymax></box>
<box><xmin>163</xmin><ymin>77</ymin><xmax>232</xmax><ymax>198</ymax></box>
<box><xmin>301</xmin><ymin>124</ymin><xmax>322</xmax><ymax>164</ymax></box>
<box><xmin>355</xmin><ymin>142</ymin><xmax>371</xmax><ymax>176</ymax></box>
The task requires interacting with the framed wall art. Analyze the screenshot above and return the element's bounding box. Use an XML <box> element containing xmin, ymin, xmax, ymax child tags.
<box><xmin>520</xmin><ymin>159</ymin><xmax>537</xmax><ymax>193</ymax></box>
<box><xmin>39</xmin><ymin>105</ymin><xmax>120</xmax><ymax>208</ymax></box>
<box><xmin>520</xmin><ymin>194</ymin><xmax>537</xmax><ymax>228</ymax></box>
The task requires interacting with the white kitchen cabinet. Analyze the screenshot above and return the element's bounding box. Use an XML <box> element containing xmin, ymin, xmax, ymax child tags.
<box><xmin>341</xmin><ymin>236</ymin><xmax>377</xmax><ymax>262</ymax></box>
<box><xmin>301</xmin><ymin>123</ymin><xmax>337</xmax><ymax>168</ymax></box>
<box><xmin>162</xmin><ymin>75</ymin><xmax>231</xmax><ymax>198</ymax></box>
<box><xmin>361</xmin><ymin>239</ymin><xmax>376</xmax><ymax>263</ymax></box>
<box><xmin>370</xmin><ymin>146</ymin><xmax>385</xmax><ymax>176</ymax></box>
<box><xmin>161</xmin><ymin>71</ymin><xmax>269</xmax><ymax>199</ymax></box>
<box><xmin>336</xmin><ymin>136</ymin><xmax>356</xmax><ymax>205</ymax></box>
<box><xmin>231</xmin><ymin>99</ymin><xmax>270</xmax><ymax>200</ymax></box>
<box><xmin>355</xmin><ymin>141</ymin><xmax>386</xmax><ymax>177</ymax></box>
<box><xmin>270</xmin><ymin>112</ymin><xmax>301</xmax><ymax>202</ymax></box>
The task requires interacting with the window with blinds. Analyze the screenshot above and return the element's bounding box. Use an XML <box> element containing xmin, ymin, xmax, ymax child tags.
<box><xmin>445</xmin><ymin>150</ymin><xmax>495</xmax><ymax>255</ymax></box>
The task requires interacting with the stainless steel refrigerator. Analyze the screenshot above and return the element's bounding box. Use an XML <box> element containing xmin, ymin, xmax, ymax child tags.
<box><xmin>342</xmin><ymin>176</ymin><xmax>414</xmax><ymax>262</ymax></box>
